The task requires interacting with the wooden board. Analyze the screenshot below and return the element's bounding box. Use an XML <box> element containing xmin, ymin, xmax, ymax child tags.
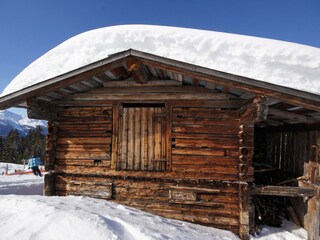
<box><xmin>116</xmin><ymin>106</ymin><xmax>168</xmax><ymax>171</ymax></box>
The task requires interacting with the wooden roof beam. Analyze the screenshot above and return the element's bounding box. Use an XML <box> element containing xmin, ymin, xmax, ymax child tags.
<box><xmin>252</xmin><ymin>185</ymin><xmax>316</xmax><ymax>197</ymax></box>
<box><xmin>268</xmin><ymin>108</ymin><xmax>315</xmax><ymax>124</ymax></box>
<box><xmin>132</xmin><ymin>50</ymin><xmax>320</xmax><ymax>111</ymax></box>
<box><xmin>0</xmin><ymin>51</ymin><xmax>133</xmax><ymax>110</ymax></box>
<box><xmin>126</xmin><ymin>59</ymin><xmax>150</xmax><ymax>83</ymax></box>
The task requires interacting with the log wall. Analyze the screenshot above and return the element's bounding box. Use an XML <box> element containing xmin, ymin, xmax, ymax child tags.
<box><xmin>44</xmin><ymin>86</ymin><xmax>247</xmax><ymax>236</ymax></box>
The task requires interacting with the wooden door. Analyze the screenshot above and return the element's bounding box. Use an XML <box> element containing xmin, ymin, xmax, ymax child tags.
<box><xmin>117</xmin><ymin>104</ymin><xmax>167</xmax><ymax>171</ymax></box>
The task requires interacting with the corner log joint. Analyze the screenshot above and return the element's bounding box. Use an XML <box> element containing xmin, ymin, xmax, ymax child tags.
<box><xmin>27</xmin><ymin>98</ymin><xmax>58</xmax><ymax>120</ymax></box>
<box><xmin>240</xmin><ymin>95</ymin><xmax>269</xmax><ymax>123</ymax></box>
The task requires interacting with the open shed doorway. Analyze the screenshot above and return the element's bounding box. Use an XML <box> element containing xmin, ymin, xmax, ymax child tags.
<box><xmin>252</xmin><ymin>123</ymin><xmax>320</xmax><ymax>234</ymax></box>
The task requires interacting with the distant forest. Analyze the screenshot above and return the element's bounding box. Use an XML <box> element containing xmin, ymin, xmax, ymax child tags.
<box><xmin>0</xmin><ymin>126</ymin><xmax>46</xmax><ymax>163</ymax></box>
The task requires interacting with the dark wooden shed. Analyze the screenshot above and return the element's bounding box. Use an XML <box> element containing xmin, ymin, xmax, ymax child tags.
<box><xmin>0</xmin><ymin>49</ymin><xmax>319</xmax><ymax>240</ymax></box>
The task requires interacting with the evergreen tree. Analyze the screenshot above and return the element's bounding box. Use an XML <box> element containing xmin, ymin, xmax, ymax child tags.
<box><xmin>2</xmin><ymin>129</ymin><xmax>22</xmax><ymax>163</ymax></box>
<box><xmin>0</xmin><ymin>127</ymin><xmax>46</xmax><ymax>163</ymax></box>
<box><xmin>0</xmin><ymin>136</ymin><xmax>4</xmax><ymax>161</ymax></box>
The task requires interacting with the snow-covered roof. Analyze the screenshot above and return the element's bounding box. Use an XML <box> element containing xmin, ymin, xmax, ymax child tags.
<box><xmin>1</xmin><ymin>24</ymin><xmax>320</xmax><ymax>97</ymax></box>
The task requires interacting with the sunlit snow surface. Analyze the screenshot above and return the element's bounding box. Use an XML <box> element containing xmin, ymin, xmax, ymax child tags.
<box><xmin>0</xmin><ymin>163</ymin><xmax>310</xmax><ymax>240</ymax></box>
<box><xmin>1</xmin><ymin>25</ymin><xmax>320</xmax><ymax>97</ymax></box>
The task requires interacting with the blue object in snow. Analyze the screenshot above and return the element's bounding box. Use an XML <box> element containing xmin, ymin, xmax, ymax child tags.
<box><xmin>28</xmin><ymin>157</ymin><xmax>43</xmax><ymax>168</ymax></box>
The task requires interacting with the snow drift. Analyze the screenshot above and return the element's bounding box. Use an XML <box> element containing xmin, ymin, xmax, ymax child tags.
<box><xmin>0</xmin><ymin>164</ymin><xmax>309</xmax><ymax>240</ymax></box>
<box><xmin>0</xmin><ymin>195</ymin><xmax>240</xmax><ymax>240</ymax></box>
<box><xmin>1</xmin><ymin>25</ymin><xmax>320</xmax><ymax>97</ymax></box>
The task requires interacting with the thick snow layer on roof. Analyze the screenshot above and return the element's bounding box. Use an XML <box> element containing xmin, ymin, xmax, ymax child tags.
<box><xmin>2</xmin><ymin>25</ymin><xmax>320</xmax><ymax>97</ymax></box>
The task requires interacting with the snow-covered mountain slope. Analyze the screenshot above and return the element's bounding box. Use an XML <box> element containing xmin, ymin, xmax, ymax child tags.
<box><xmin>0</xmin><ymin>110</ymin><xmax>47</xmax><ymax>136</ymax></box>
<box><xmin>1</xmin><ymin>25</ymin><xmax>320</xmax><ymax>97</ymax></box>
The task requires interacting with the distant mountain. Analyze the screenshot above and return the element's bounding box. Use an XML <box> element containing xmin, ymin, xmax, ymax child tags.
<box><xmin>0</xmin><ymin>110</ymin><xmax>47</xmax><ymax>136</ymax></box>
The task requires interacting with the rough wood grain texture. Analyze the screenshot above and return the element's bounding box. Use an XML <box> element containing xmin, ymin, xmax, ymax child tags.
<box><xmin>307</xmin><ymin>196</ymin><xmax>319</xmax><ymax>240</ymax></box>
<box><xmin>239</xmin><ymin>98</ymin><xmax>261</xmax><ymax>239</ymax></box>
<box><xmin>252</xmin><ymin>185</ymin><xmax>316</xmax><ymax>197</ymax></box>
<box><xmin>116</xmin><ymin>106</ymin><xmax>168</xmax><ymax>171</ymax></box>
<box><xmin>239</xmin><ymin>183</ymin><xmax>249</xmax><ymax>240</ymax></box>
<box><xmin>54</xmin><ymin>174</ymin><xmax>241</xmax><ymax>235</ymax></box>
<box><xmin>43</xmin><ymin>85</ymin><xmax>259</xmax><ymax>238</ymax></box>
<box><xmin>46</xmin><ymin>121</ymin><xmax>58</xmax><ymax>171</ymax></box>
<box><xmin>44</xmin><ymin>171</ymin><xmax>56</xmax><ymax>196</ymax></box>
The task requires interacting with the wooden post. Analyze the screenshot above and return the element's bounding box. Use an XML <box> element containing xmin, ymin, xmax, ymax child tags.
<box><xmin>306</xmin><ymin>136</ymin><xmax>320</xmax><ymax>240</ymax></box>
<box><xmin>307</xmin><ymin>195</ymin><xmax>319</xmax><ymax>240</ymax></box>
<box><xmin>239</xmin><ymin>95</ymin><xmax>268</xmax><ymax>239</ymax></box>
<box><xmin>239</xmin><ymin>182</ymin><xmax>250</xmax><ymax>240</ymax></box>
<box><xmin>44</xmin><ymin>171</ymin><xmax>56</xmax><ymax>196</ymax></box>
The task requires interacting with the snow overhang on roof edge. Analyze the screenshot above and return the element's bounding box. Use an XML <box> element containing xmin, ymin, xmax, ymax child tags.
<box><xmin>2</xmin><ymin>25</ymin><xmax>320</xmax><ymax>97</ymax></box>
<box><xmin>0</xmin><ymin>49</ymin><xmax>319</xmax><ymax>112</ymax></box>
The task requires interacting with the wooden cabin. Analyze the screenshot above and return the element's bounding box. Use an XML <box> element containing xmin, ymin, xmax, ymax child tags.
<box><xmin>0</xmin><ymin>49</ymin><xmax>319</xmax><ymax>240</ymax></box>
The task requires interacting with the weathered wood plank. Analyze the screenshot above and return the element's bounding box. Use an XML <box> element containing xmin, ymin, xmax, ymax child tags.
<box><xmin>173</xmin><ymin>138</ymin><xmax>239</xmax><ymax>149</ymax></box>
<box><xmin>251</xmin><ymin>185</ymin><xmax>316</xmax><ymax>197</ymax></box>
<box><xmin>103</xmin><ymin>79</ymin><xmax>182</xmax><ymax>87</ymax></box>
<box><xmin>111</xmin><ymin>104</ymin><xmax>117</xmax><ymax>169</ymax></box>
<box><xmin>172</xmin><ymin>118</ymin><xmax>240</xmax><ymax>126</ymax></box>
<box><xmin>72</xmin><ymin>92</ymin><xmax>231</xmax><ymax>101</ymax></box>
<box><xmin>134</xmin><ymin>108</ymin><xmax>141</xmax><ymax>170</ymax></box>
<box><xmin>121</xmin><ymin>107</ymin><xmax>128</xmax><ymax>169</ymax></box>
<box><xmin>89</xmin><ymin>85</ymin><xmax>217</xmax><ymax>94</ymax></box>
<box><xmin>141</xmin><ymin>108</ymin><xmax>148</xmax><ymax>170</ymax></box>
<box><xmin>172</xmin><ymin>125</ymin><xmax>239</xmax><ymax>134</ymax></box>
<box><xmin>172</xmin><ymin>155</ymin><xmax>238</xmax><ymax>165</ymax></box>
<box><xmin>127</xmin><ymin>108</ymin><xmax>134</xmax><ymax>170</ymax></box>
<box><xmin>147</xmin><ymin>108</ymin><xmax>154</xmax><ymax>170</ymax></box>
<box><xmin>172</xmin><ymin>148</ymin><xmax>239</xmax><ymax>157</ymax></box>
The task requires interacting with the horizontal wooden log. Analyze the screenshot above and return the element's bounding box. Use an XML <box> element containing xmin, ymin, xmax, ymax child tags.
<box><xmin>57</xmin><ymin>137</ymin><xmax>111</xmax><ymax>145</ymax></box>
<box><xmin>172</xmin><ymin>148</ymin><xmax>239</xmax><ymax>157</ymax></box>
<box><xmin>172</xmin><ymin>108</ymin><xmax>240</xmax><ymax>118</ymax></box>
<box><xmin>172</xmin><ymin>155</ymin><xmax>238</xmax><ymax>165</ymax></box>
<box><xmin>72</xmin><ymin>92</ymin><xmax>231</xmax><ymax>101</ymax></box>
<box><xmin>58</xmin><ymin>107</ymin><xmax>112</xmax><ymax>117</ymax></box>
<box><xmin>171</xmin><ymin>132</ymin><xmax>238</xmax><ymax>140</ymax></box>
<box><xmin>172</xmin><ymin>125</ymin><xmax>239</xmax><ymax>134</ymax></box>
<box><xmin>58</xmin><ymin>125</ymin><xmax>112</xmax><ymax>132</ymax></box>
<box><xmin>56</xmin><ymin>151</ymin><xmax>110</xmax><ymax>159</ymax></box>
<box><xmin>268</xmin><ymin>107</ymin><xmax>315</xmax><ymax>124</ymax></box>
<box><xmin>57</xmin><ymin>132</ymin><xmax>112</xmax><ymax>138</ymax></box>
<box><xmin>172</xmin><ymin>118</ymin><xmax>239</xmax><ymax>126</ymax></box>
<box><xmin>54</xmin><ymin>167</ymin><xmax>239</xmax><ymax>181</ymax></box>
<box><xmin>251</xmin><ymin>185</ymin><xmax>316</xmax><ymax>197</ymax></box>
<box><xmin>103</xmin><ymin>79</ymin><xmax>182</xmax><ymax>87</ymax></box>
<box><xmin>171</xmin><ymin>165</ymin><xmax>238</xmax><ymax>175</ymax></box>
<box><xmin>89</xmin><ymin>86</ymin><xmax>217</xmax><ymax>94</ymax></box>
<box><xmin>55</xmin><ymin>159</ymin><xmax>111</xmax><ymax>167</ymax></box>
<box><xmin>57</xmin><ymin>118</ymin><xmax>112</xmax><ymax>124</ymax></box>
<box><xmin>173</xmin><ymin>138</ymin><xmax>238</xmax><ymax>149</ymax></box>
<box><xmin>170</xmin><ymin>186</ymin><xmax>220</xmax><ymax>193</ymax></box>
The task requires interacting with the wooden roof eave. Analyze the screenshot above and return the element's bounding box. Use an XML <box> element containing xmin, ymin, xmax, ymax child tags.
<box><xmin>0</xmin><ymin>48</ymin><xmax>319</xmax><ymax>112</ymax></box>
<box><xmin>0</xmin><ymin>49</ymin><xmax>133</xmax><ymax>110</ymax></box>
<box><xmin>129</xmin><ymin>50</ymin><xmax>320</xmax><ymax>112</ymax></box>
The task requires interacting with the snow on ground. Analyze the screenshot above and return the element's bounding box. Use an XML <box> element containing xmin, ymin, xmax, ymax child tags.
<box><xmin>0</xmin><ymin>195</ymin><xmax>239</xmax><ymax>240</ymax></box>
<box><xmin>0</xmin><ymin>162</ymin><xmax>310</xmax><ymax>240</ymax></box>
<box><xmin>1</xmin><ymin>25</ymin><xmax>320</xmax><ymax>97</ymax></box>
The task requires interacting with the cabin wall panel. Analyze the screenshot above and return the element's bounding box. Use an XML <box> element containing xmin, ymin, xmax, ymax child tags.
<box><xmin>49</xmin><ymin>87</ymin><xmax>244</xmax><ymax>236</ymax></box>
<box><xmin>54</xmin><ymin>174</ymin><xmax>241</xmax><ymax>234</ymax></box>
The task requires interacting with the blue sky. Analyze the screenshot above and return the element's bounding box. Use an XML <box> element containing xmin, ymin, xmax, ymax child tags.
<box><xmin>0</xmin><ymin>0</ymin><xmax>319</xmax><ymax>114</ymax></box>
